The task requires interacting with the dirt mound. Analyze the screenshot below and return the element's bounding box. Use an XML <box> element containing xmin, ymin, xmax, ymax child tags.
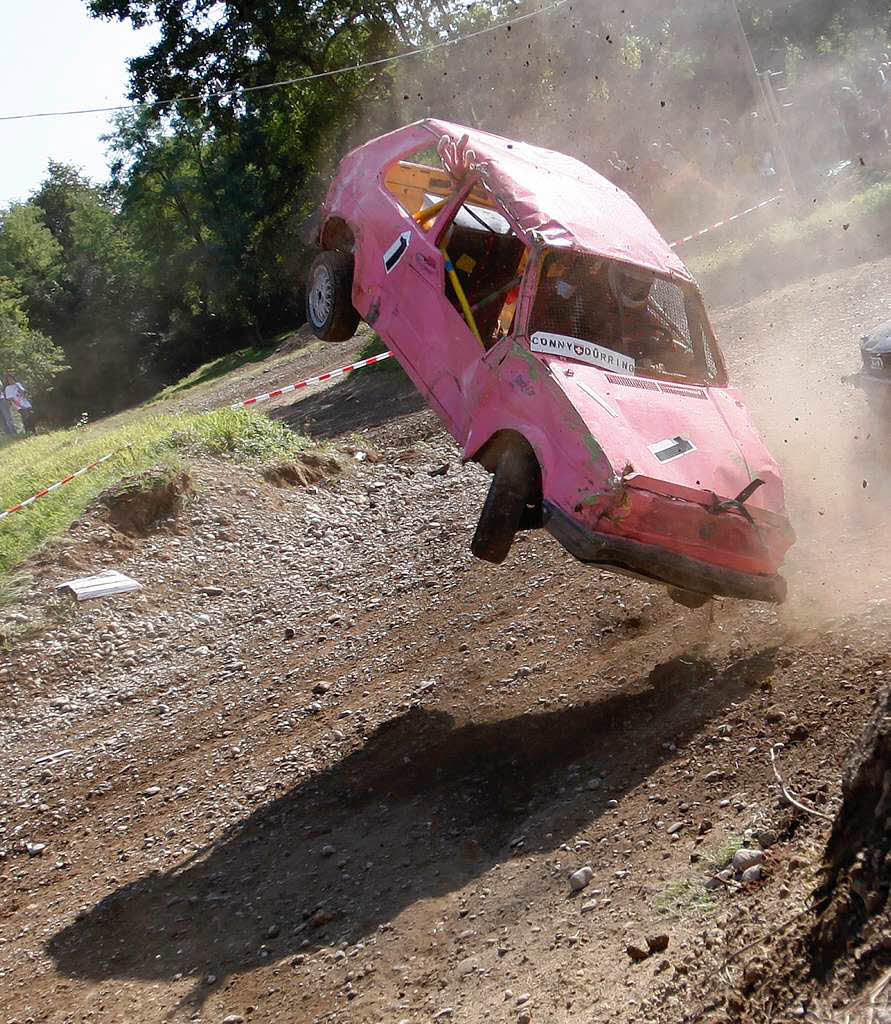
<box><xmin>702</xmin><ymin>685</ymin><xmax>891</xmax><ymax>1024</ymax></box>
<box><xmin>807</xmin><ymin>683</ymin><xmax>891</xmax><ymax>1000</ymax></box>
<box><xmin>261</xmin><ymin>452</ymin><xmax>340</xmax><ymax>487</ymax></box>
<box><xmin>98</xmin><ymin>467</ymin><xmax>193</xmax><ymax>535</ymax></box>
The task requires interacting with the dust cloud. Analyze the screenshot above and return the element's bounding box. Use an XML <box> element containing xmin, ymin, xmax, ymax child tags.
<box><xmin>348</xmin><ymin>1</ymin><xmax>891</xmax><ymax>620</ymax></box>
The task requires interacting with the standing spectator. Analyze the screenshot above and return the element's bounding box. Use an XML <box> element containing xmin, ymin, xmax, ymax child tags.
<box><xmin>3</xmin><ymin>372</ymin><xmax>34</xmax><ymax>435</ymax></box>
<box><xmin>0</xmin><ymin>392</ymin><xmax>16</xmax><ymax>436</ymax></box>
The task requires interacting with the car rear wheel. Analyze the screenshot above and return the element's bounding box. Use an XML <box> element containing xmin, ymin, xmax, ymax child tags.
<box><xmin>306</xmin><ymin>251</ymin><xmax>360</xmax><ymax>343</ymax></box>
<box><xmin>471</xmin><ymin>446</ymin><xmax>536</xmax><ymax>564</ymax></box>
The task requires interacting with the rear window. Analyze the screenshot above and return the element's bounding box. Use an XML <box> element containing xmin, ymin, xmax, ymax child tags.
<box><xmin>529</xmin><ymin>250</ymin><xmax>720</xmax><ymax>384</ymax></box>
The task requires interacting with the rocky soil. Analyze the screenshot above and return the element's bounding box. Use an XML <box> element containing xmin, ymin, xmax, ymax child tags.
<box><xmin>1</xmin><ymin>254</ymin><xmax>890</xmax><ymax>1024</ymax></box>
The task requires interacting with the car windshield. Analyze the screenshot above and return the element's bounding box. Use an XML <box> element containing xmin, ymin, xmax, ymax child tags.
<box><xmin>528</xmin><ymin>250</ymin><xmax>721</xmax><ymax>384</ymax></box>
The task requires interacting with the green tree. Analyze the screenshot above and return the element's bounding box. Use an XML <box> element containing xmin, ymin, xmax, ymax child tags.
<box><xmin>0</xmin><ymin>203</ymin><xmax>63</xmax><ymax>331</ymax></box>
<box><xmin>0</xmin><ymin>276</ymin><xmax>68</xmax><ymax>404</ymax></box>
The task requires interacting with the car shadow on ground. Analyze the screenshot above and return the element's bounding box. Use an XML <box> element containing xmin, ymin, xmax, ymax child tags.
<box><xmin>270</xmin><ymin>366</ymin><xmax>426</xmax><ymax>440</ymax></box>
<box><xmin>46</xmin><ymin>647</ymin><xmax>777</xmax><ymax>1012</ymax></box>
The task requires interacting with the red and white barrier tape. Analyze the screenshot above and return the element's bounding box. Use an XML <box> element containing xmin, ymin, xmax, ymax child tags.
<box><xmin>669</xmin><ymin>192</ymin><xmax>783</xmax><ymax>248</ymax></box>
<box><xmin>230</xmin><ymin>351</ymin><xmax>393</xmax><ymax>409</ymax></box>
<box><xmin>0</xmin><ymin>448</ymin><xmax>127</xmax><ymax>522</ymax></box>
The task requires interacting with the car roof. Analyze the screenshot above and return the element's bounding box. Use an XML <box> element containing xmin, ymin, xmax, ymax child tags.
<box><xmin>419</xmin><ymin>118</ymin><xmax>694</xmax><ymax>284</ymax></box>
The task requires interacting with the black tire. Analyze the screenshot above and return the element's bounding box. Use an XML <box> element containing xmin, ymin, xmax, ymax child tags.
<box><xmin>471</xmin><ymin>446</ymin><xmax>535</xmax><ymax>564</ymax></box>
<box><xmin>306</xmin><ymin>251</ymin><xmax>360</xmax><ymax>343</ymax></box>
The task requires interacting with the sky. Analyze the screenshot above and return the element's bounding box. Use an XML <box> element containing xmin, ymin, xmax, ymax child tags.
<box><xmin>0</xmin><ymin>0</ymin><xmax>160</xmax><ymax>205</ymax></box>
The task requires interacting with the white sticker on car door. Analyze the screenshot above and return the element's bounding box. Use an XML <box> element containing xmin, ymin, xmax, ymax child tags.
<box><xmin>383</xmin><ymin>231</ymin><xmax>412</xmax><ymax>273</ymax></box>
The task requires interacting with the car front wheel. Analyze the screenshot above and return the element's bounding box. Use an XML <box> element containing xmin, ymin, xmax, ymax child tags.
<box><xmin>471</xmin><ymin>446</ymin><xmax>537</xmax><ymax>564</ymax></box>
<box><xmin>306</xmin><ymin>251</ymin><xmax>360</xmax><ymax>343</ymax></box>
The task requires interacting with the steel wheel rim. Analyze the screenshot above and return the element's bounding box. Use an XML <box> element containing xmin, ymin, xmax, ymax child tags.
<box><xmin>309</xmin><ymin>264</ymin><xmax>334</xmax><ymax>327</ymax></box>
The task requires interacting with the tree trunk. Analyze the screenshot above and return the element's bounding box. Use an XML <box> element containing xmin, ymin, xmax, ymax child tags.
<box><xmin>809</xmin><ymin>684</ymin><xmax>891</xmax><ymax>978</ymax></box>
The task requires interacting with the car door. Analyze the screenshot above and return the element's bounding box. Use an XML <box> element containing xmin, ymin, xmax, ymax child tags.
<box><xmin>374</xmin><ymin>182</ymin><xmax>494</xmax><ymax>444</ymax></box>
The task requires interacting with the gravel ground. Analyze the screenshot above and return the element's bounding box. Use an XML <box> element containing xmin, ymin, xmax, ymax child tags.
<box><xmin>1</xmin><ymin>253</ymin><xmax>890</xmax><ymax>1024</ymax></box>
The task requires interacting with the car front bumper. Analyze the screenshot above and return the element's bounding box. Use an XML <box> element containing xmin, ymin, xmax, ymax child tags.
<box><xmin>543</xmin><ymin>500</ymin><xmax>787</xmax><ymax>603</ymax></box>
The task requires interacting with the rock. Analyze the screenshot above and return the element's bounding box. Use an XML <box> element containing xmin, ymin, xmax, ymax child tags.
<box><xmin>198</xmin><ymin>586</ymin><xmax>224</xmax><ymax>596</ymax></box>
<box><xmin>703</xmin><ymin>770</ymin><xmax>724</xmax><ymax>783</ymax></box>
<box><xmin>731</xmin><ymin>848</ymin><xmax>764</xmax><ymax>872</ymax></box>
<box><xmin>569</xmin><ymin>866</ymin><xmax>594</xmax><ymax>891</ymax></box>
<box><xmin>626</xmin><ymin>944</ymin><xmax>650</xmax><ymax>962</ymax></box>
<box><xmin>580</xmin><ymin>899</ymin><xmax>598</xmax><ymax>913</ymax></box>
<box><xmin>741</xmin><ymin>864</ymin><xmax>763</xmax><ymax>883</ymax></box>
<box><xmin>516</xmin><ymin>993</ymin><xmax>530</xmax><ymax>1005</ymax></box>
<box><xmin>705</xmin><ymin>868</ymin><xmax>734</xmax><ymax>890</ymax></box>
<box><xmin>284</xmin><ymin>627</ymin><xmax>295</xmax><ymax>640</ymax></box>
<box><xmin>646</xmin><ymin>934</ymin><xmax>670</xmax><ymax>954</ymax></box>
<box><xmin>432</xmin><ymin>1010</ymin><xmax>454</xmax><ymax>1021</ymax></box>
<box><xmin>221</xmin><ymin>1016</ymin><xmax>245</xmax><ymax>1024</ymax></box>
<box><xmin>698</xmin><ymin>820</ymin><xmax>713</xmax><ymax>835</ymax></box>
<box><xmin>666</xmin><ymin>821</ymin><xmax>684</xmax><ymax>835</ymax></box>
<box><xmin>518</xmin><ymin>1015</ymin><xmax>532</xmax><ymax>1024</ymax></box>
<box><xmin>787</xmin><ymin>722</ymin><xmax>809</xmax><ymax>742</ymax></box>
<box><xmin>765</xmin><ymin>706</ymin><xmax>786</xmax><ymax>723</ymax></box>
<box><xmin>25</xmin><ymin>841</ymin><xmax>46</xmax><ymax>857</ymax></box>
<box><xmin>321</xmin><ymin>844</ymin><xmax>335</xmax><ymax>857</ymax></box>
<box><xmin>754</xmin><ymin>829</ymin><xmax>777</xmax><ymax>849</ymax></box>
<box><xmin>144</xmin><ymin>786</ymin><xmax>161</xmax><ymax>797</ymax></box>
<box><xmin>312</xmin><ymin>681</ymin><xmax>331</xmax><ymax>695</ymax></box>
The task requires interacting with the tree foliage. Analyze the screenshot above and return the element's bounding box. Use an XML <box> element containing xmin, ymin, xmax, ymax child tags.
<box><xmin>0</xmin><ymin>276</ymin><xmax>68</xmax><ymax>401</ymax></box>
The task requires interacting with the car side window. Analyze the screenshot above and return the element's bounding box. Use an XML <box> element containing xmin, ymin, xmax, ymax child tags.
<box><xmin>382</xmin><ymin>145</ymin><xmax>453</xmax><ymax>219</ymax></box>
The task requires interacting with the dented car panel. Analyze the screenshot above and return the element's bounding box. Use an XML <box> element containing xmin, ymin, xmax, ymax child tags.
<box><xmin>317</xmin><ymin>118</ymin><xmax>794</xmax><ymax>601</ymax></box>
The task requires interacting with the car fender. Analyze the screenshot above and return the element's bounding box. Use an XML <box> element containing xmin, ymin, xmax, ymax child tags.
<box><xmin>463</xmin><ymin>342</ymin><xmax>616</xmax><ymax>508</ymax></box>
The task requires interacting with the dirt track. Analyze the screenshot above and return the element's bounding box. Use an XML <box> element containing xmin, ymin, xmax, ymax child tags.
<box><xmin>1</xmin><ymin>253</ymin><xmax>890</xmax><ymax>1023</ymax></box>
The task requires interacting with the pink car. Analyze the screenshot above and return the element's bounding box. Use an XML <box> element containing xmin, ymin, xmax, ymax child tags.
<box><xmin>307</xmin><ymin>119</ymin><xmax>794</xmax><ymax>604</ymax></box>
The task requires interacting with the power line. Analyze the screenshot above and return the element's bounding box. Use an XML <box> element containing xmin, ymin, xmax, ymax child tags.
<box><xmin>0</xmin><ymin>0</ymin><xmax>571</xmax><ymax>123</ymax></box>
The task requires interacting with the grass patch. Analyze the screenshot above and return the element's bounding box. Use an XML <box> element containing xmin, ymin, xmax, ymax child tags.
<box><xmin>655</xmin><ymin>834</ymin><xmax>745</xmax><ymax>919</ymax></box>
<box><xmin>687</xmin><ymin>180</ymin><xmax>891</xmax><ymax>283</ymax></box>
<box><xmin>151</xmin><ymin>342</ymin><xmax>281</xmax><ymax>402</ymax></box>
<box><xmin>0</xmin><ymin>570</ymin><xmax>33</xmax><ymax>608</ymax></box>
<box><xmin>0</xmin><ymin>408</ymin><xmax>313</xmax><ymax>574</ymax></box>
<box><xmin>149</xmin><ymin>327</ymin><xmax>321</xmax><ymax>403</ymax></box>
<box><xmin>655</xmin><ymin>877</ymin><xmax>718</xmax><ymax>918</ymax></box>
<box><xmin>354</xmin><ymin>332</ymin><xmax>408</xmax><ymax>381</ymax></box>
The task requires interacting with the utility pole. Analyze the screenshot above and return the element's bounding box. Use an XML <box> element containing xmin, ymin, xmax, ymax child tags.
<box><xmin>725</xmin><ymin>0</ymin><xmax>797</xmax><ymax>194</ymax></box>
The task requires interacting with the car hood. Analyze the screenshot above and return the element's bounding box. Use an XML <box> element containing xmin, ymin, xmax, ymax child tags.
<box><xmin>544</xmin><ymin>358</ymin><xmax>785</xmax><ymax>514</ymax></box>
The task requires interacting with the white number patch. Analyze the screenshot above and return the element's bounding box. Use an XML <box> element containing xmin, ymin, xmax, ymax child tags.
<box><xmin>383</xmin><ymin>231</ymin><xmax>411</xmax><ymax>273</ymax></box>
